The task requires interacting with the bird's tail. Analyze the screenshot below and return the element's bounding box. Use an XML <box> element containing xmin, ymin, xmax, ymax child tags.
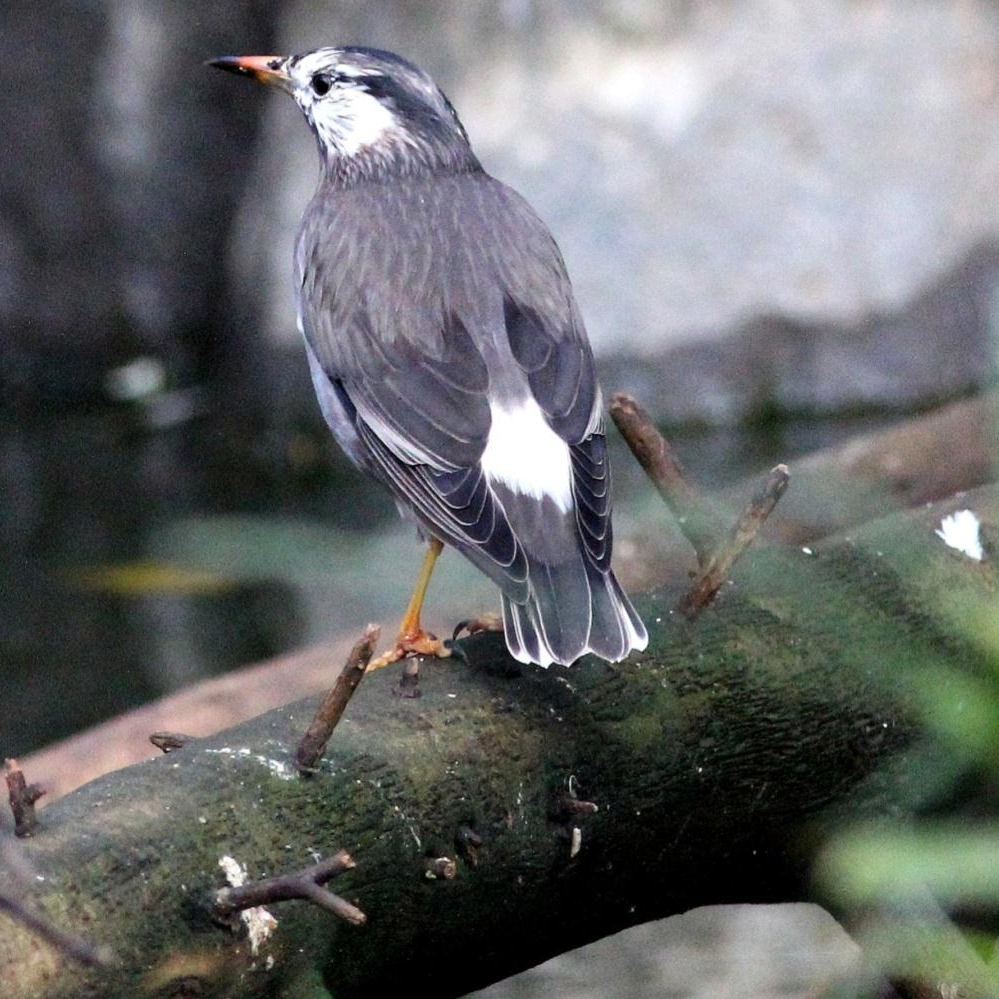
<box><xmin>501</xmin><ymin>557</ymin><xmax>648</xmax><ymax>667</ymax></box>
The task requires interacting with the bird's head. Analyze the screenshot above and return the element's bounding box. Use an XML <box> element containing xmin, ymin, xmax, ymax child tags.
<box><xmin>210</xmin><ymin>46</ymin><xmax>479</xmax><ymax>183</ymax></box>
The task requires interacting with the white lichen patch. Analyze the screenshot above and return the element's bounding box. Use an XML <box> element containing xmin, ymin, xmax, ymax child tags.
<box><xmin>219</xmin><ymin>855</ymin><xmax>278</xmax><ymax>956</ymax></box>
<box><xmin>205</xmin><ymin>746</ymin><xmax>296</xmax><ymax>780</ymax></box>
<box><xmin>935</xmin><ymin>509</ymin><xmax>984</xmax><ymax>561</ymax></box>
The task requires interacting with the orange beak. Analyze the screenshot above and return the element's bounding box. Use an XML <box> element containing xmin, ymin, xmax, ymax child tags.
<box><xmin>208</xmin><ymin>55</ymin><xmax>293</xmax><ymax>93</ymax></box>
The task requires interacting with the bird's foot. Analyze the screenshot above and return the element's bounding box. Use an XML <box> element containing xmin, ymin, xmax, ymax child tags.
<box><xmin>453</xmin><ymin>612</ymin><xmax>504</xmax><ymax>640</ymax></box>
<box><xmin>366</xmin><ymin>628</ymin><xmax>454</xmax><ymax>673</ymax></box>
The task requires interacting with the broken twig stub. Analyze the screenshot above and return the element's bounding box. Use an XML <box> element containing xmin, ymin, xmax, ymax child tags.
<box><xmin>296</xmin><ymin>624</ymin><xmax>379</xmax><ymax>774</ymax></box>
<box><xmin>149</xmin><ymin>732</ymin><xmax>193</xmax><ymax>754</ymax></box>
<box><xmin>609</xmin><ymin>392</ymin><xmax>726</xmax><ymax>567</ymax></box>
<box><xmin>4</xmin><ymin>760</ymin><xmax>45</xmax><ymax>838</ymax></box>
<box><xmin>678</xmin><ymin>464</ymin><xmax>790</xmax><ymax>618</ymax></box>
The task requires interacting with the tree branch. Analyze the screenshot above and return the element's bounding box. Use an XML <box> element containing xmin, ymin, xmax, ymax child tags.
<box><xmin>23</xmin><ymin>393</ymin><xmax>998</xmax><ymax>806</ymax></box>
<box><xmin>1</xmin><ymin>486</ymin><xmax>996</xmax><ymax>998</ymax></box>
<box><xmin>0</xmin><ymin>835</ymin><xmax>111</xmax><ymax>969</ymax></box>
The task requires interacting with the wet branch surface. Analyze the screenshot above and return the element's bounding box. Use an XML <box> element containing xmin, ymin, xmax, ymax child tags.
<box><xmin>1</xmin><ymin>486</ymin><xmax>997</xmax><ymax>999</ymax></box>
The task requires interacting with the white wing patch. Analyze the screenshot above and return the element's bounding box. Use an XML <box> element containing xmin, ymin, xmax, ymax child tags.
<box><xmin>481</xmin><ymin>398</ymin><xmax>573</xmax><ymax>513</ymax></box>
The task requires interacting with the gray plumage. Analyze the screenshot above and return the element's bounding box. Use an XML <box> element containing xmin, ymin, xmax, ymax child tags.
<box><xmin>218</xmin><ymin>46</ymin><xmax>647</xmax><ymax>666</ymax></box>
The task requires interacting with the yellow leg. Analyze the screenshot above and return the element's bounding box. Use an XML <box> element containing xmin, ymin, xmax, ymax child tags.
<box><xmin>398</xmin><ymin>538</ymin><xmax>443</xmax><ymax>639</ymax></box>
<box><xmin>367</xmin><ymin>539</ymin><xmax>449</xmax><ymax>672</ymax></box>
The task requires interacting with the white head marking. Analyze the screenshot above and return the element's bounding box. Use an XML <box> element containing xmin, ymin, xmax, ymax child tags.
<box><xmin>288</xmin><ymin>50</ymin><xmax>400</xmax><ymax>158</ymax></box>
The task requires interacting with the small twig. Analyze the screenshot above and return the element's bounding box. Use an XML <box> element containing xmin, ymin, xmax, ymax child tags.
<box><xmin>149</xmin><ymin>732</ymin><xmax>194</xmax><ymax>754</ymax></box>
<box><xmin>678</xmin><ymin>464</ymin><xmax>790</xmax><ymax>618</ymax></box>
<box><xmin>5</xmin><ymin>759</ymin><xmax>45</xmax><ymax>837</ymax></box>
<box><xmin>609</xmin><ymin>393</ymin><xmax>726</xmax><ymax>566</ymax></box>
<box><xmin>212</xmin><ymin>850</ymin><xmax>365</xmax><ymax>926</ymax></box>
<box><xmin>296</xmin><ymin>624</ymin><xmax>380</xmax><ymax>774</ymax></box>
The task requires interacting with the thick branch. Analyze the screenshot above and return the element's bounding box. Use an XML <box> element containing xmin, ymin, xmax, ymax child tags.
<box><xmin>23</xmin><ymin>393</ymin><xmax>998</xmax><ymax>803</ymax></box>
<box><xmin>1</xmin><ymin>487</ymin><xmax>996</xmax><ymax>998</ymax></box>
<box><xmin>0</xmin><ymin>893</ymin><xmax>110</xmax><ymax>970</ymax></box>
<box><xmin>0</xmin><ymin>836</ymin><xmax>110</xmax><ymax>969</ymax></box>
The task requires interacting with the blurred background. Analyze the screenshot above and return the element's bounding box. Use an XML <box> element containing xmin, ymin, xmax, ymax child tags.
<box><xmin>2</xmin><ymin>1</ymin><xmax>998</xmax><ymax>996</ymax></box>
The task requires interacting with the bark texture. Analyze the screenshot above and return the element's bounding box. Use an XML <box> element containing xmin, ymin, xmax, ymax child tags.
<box><xmin>1</xmin><ymin>488</ymin><xmax>997</xmax><ymax>999</ymax></box>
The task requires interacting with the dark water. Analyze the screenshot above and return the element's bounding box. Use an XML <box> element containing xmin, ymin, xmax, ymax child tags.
<box><xmin>0</xmin><ymin>376</ymin><xmax>892</xmax><ymax>758</ymax></box>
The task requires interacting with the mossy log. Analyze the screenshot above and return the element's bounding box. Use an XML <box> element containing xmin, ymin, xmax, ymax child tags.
<box><xmin>2</xmin><ymin>488</ymin><xmax>997</xmax><ymax>999</ymax></box>
<box><xmin>22</xmin><ymin>391</ymin><xmax>999</xmax><ymax>803</ymax></box>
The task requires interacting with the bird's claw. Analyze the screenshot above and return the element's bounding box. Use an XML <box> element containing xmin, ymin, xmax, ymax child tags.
<box><xmin>452</xmin><ymin>612</ymin><xmax>504</xmax><ymax>641</ymax></box>
<box><xmin>442</xmin><ymin>638</ymin><xmax>469</xmax><ymax>665</ymax></box>
<box><xmin>366</xmin><ymin>629</ymin><xmax>452</xmax><ymax>672</ymax></box>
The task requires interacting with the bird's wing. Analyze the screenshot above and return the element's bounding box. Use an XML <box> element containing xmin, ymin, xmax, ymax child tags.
<box><xmin>500</xmin><ymin>293</ymin><xmax>609</xmax><ymax>573</ymax></box>
<box><xmin>295</xmin><ymin>174</ymin><xmax>607</xmax><ymax>593</ymax></box>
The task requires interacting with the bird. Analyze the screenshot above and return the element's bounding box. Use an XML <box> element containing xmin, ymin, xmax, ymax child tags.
<box><xmin>210</xmin><ymin>46</ymin><xmax>647</xmax><ymax>668</ymax></box>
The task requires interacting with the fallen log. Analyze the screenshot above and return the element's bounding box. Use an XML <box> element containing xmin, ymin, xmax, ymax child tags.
<box><xmin>2</xmin><ymin>486</ymin><xmax>996</xmax><ymax>998</ymax></box>
<box><xmin>23</xmin><ymin>392</ymin><xmax>998</xmax><ymax>802</ymax></box>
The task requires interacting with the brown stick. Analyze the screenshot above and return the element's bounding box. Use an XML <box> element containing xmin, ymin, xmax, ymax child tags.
<box><xmin>678</xmin><ymin>464</ymin><xmax>790</xmax><ymax>618</ymax></box>
<box><xmin>5</xmin><ymin>760</ymin><xmax>45</xmax><ymax>837</ymax></box>
<box><xmin>212</xmin><ymin>850</ymin><xmax>365</xmax><ymax>926</ymax></box>
<box><xmin>295</xmin><ymin>624</ymin><xmax>380</xmax><ymax>774</ymax></box>
<box><xmin>609</xmin><ymin>392</ymin><xmax>725</xmax><ymax>566</ymax></box>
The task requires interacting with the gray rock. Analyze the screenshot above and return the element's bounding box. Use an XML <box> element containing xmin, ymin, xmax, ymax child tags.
<box><xmin>3</xmin><ymin>1</ymin><xmax>999</xmax><ymax>416</ymax></box>
<box><xmin>231</xmin><ymin>0</ymin><xmax>999</xmax><ymax>419</ymax></box>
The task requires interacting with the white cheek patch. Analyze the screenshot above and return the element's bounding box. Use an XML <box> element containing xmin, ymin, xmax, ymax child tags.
<box><xmin>481</xmin><ymin>398</ymin><xmax>574</xmax><ymax>513</ymax></box>
<box><xmin>310</xmin><ymin>87</ymin><xmax>398</xmax><ymax>157</ymax></box>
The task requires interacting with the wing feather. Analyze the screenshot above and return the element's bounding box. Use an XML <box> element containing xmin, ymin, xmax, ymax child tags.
<box><xmin>296</xmin><ymin>170</ymin><xmax>633</xmax><ymax>657</ymax></box>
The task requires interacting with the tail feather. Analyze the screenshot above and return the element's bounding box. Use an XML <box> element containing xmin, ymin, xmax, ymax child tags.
<box><xmin>502</xmin><ymin>556</ymin><xmax>647</xmax><ymax>667</ymax></box>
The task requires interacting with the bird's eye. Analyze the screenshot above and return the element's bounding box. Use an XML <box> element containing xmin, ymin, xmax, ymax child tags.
<box><xmin>310</xmin><ymin>73</ymin><xmax>333</xmax><ymax>96</ymax></box>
